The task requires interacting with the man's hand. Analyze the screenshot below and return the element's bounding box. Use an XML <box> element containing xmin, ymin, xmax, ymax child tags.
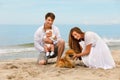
<box><xmin>44</xmin><ymin>37</ymin><xmax>53</xmax><ymax>44</ymax></box>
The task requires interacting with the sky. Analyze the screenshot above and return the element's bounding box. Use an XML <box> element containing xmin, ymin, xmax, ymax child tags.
<box><xmin>0</xmin><ymin>0</ymin><xmax>120</xmax><ymax>25</ymax></box>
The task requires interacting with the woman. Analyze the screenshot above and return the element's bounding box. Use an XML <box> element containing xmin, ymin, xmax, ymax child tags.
<box><xmin>69</xmin><ymin>27</ymin><xmax>115</xmax><ymax>69</ymax></box>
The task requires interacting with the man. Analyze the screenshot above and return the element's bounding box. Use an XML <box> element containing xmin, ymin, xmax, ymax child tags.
<box><xmin>34</xmin><ymin>12</ymin><xmax>65</xmax><ymax>65</ymax></box>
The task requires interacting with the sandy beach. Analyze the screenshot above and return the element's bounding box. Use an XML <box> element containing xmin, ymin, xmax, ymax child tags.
<box><xmin>0</xmin><ymin>50</ymin><xmax>120</xmax><ymax>80</ymax></box>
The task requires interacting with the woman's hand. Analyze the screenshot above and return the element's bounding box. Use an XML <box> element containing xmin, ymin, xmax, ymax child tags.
<box><xmin>73</xmin><ymin>54</ymin><xmax>78</xmax><ymax>60</ymax></box>
<box><xmin>73</xmin><ymin>53</ymin><xmax>81</xmax><ymax>60</ymax></box>
<box><xmin>73</xmin><ymin>54</ymin><xmax>76</xmax><ymax>60</ymax></box>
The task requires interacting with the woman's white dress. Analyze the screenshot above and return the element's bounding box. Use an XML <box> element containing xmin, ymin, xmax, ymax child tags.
<box><xmin>80</xmin><ymin>31</ymin><xmax>115</xmax><ymax>69</ymax></box>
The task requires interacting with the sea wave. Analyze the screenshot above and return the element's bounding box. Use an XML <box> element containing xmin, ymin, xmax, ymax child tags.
<box><xmin>0</xmin><ymin>39</ymin><xmax>120</xmax><ymax>55</ymax></box>
<box><xmin>17</xmin><ymin>43</ymin><xmax>34</xmax><ymax>47</ymax></box>
<box><xmin>103</xmin><ymin>38</ymin><xmax>120</xmax><ymax>46</ymax></box>
<box><xmin>103</xmin><ymin>38</ymin><xmax>120</xmax><ymax>43</ymax></box>
<box><xmin>0</xmin><ymin>47</ymin><xmax>36</xmax><ymax>55</ymax></box>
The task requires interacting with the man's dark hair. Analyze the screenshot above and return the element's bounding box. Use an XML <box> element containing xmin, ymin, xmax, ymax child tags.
<box><xmin>45</xmin><ymin>12</ymin><xmax>55</xmax><ymax>20</ymax></box>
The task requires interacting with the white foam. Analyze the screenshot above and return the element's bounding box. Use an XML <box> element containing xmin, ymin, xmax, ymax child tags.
<box><xmin>0</xmin><ymin>47</ymin><xmax>36</xmax><ymax>55</ymax></box>
<box><xmin>103</xmin><ymin>38</ymin><xmax>120</xmax><ymax>43</ymax></box>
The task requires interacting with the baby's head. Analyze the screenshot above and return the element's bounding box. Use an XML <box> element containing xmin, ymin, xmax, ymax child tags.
<box><xmin>46</xmin><ymin>29</ymin><xmax>53</xmax><ymax>37</ymax></box>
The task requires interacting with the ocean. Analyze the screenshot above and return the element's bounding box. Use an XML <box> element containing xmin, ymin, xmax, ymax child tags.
<box><xmin>0</xmin><ymin>24</ymin><xmax>120</xmax><ymax>60</ymax></box>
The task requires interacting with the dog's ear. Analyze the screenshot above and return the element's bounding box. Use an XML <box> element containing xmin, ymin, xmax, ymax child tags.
<box><xmin>65</xmin><ymin>49</ymin><xmax>74</xmax><ymax>54</ymax></box>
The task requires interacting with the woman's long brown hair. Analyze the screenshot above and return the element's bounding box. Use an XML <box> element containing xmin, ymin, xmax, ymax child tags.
<box><xmin>68</xmin><ymin>27</ymin><xmax>84</xmax><ymax>53</ymax></box>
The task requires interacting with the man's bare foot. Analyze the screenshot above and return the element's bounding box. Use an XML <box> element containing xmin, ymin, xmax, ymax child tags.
<box><xmin>38</xmin><ymin>60</ymin><xmax>47</xmax><ymax>65</ymax></box>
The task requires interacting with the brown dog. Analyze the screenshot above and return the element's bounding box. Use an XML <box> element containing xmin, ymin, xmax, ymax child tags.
<box><xmin>56</xmin><ymin>49</ymin><xmax>76</xmax><ymax>68</ymax></box>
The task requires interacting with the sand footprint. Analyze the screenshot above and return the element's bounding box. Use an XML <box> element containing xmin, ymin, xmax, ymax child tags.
<box><xmin>3</xmin><ymin>63</ymin><xmax>19</xmax><ymax>69</ymax></box>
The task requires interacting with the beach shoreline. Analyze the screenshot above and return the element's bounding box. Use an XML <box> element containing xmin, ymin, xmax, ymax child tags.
<box><xmin>0</xmin><ymin>49</ymin><xmax>120</xmax><ymax>80</ymax></box>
